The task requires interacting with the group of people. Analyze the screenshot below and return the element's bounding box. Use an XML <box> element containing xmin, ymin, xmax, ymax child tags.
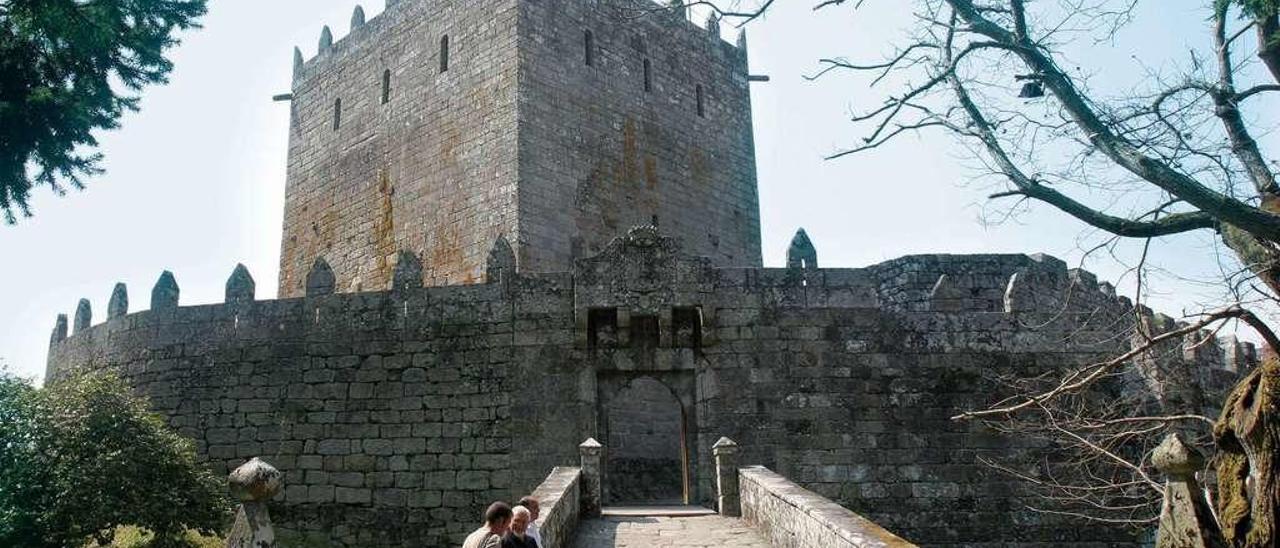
<box><xmin>461</xmin><ymin>496</ymin><xmax>543</xmax><ymax>548</ymax></box>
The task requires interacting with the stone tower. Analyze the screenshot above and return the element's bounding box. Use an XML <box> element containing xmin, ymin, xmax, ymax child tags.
<box><xmin>278</xmin><ymin>0</ymin><xmax>762</xmax><ymax>297</ymax></box>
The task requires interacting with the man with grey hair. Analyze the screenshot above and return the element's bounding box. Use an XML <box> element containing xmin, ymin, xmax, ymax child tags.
<box><xmin>501</xmin><ymin>505</ymin><xmax>537</xmax><ymax>548</ymax></box>
<box><xmin>519</xmin><ymin>495</ymin><xmax>542</xmax><ymax>547</ymax></box>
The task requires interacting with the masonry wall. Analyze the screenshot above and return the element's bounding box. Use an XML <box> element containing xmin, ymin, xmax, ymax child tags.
<box><xmin>280</xmin><ymin>0</ymin><xmax>763</xmax><ymax>298</ymax></box>
<box><xmin>516</xmin><ymin>0</ymin><xmax>762</xmax><ymax>271</ymax></box>
<box><xmin>48</xmin><ymin>233</ymin><xmax>1249</xmax><ymax>547</ymax></box>
<box><xmin>279</xmin><ymin>0</ymin><xmax>521</xmax><ymax>297</ymax></box>
<box><xmin>47</xmin><ymin>282</ymin><xmax>570</xmax><ymax>547</ymax></box>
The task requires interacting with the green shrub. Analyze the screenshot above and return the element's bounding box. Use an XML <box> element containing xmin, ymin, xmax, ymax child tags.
<box><xmin>0</xmin><ymin>368</ymin><xmax>231</xmax><ymax>547</ymax></box>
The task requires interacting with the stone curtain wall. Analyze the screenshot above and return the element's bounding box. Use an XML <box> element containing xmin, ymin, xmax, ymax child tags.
<box><xmin>605</xmin><ymin>377</ymin><xmax>684</xmax><ymax>503</ymax></box>
<box><xmin>515</xmin><ymin>0</ymin><xmax>762</xmax><ymax>271</ymax></box>
<box><xmin>740</xmin><ymin>466</ymin><xmax>915</xmax><ymax>547</ymax></box>
<box><xmin>279</xmin><ymin>0</ymin><xmax>522</xmax><ymax>296</ymax></box>
<box><xmin>48</xmin><ymin>282</ymin><xmax>539</xmax><ymax>547</ymax></box>
<box><xmin>48</xmin><ymin>231</ymin><xmax>1249</xmax><ymax>546</ymax></box>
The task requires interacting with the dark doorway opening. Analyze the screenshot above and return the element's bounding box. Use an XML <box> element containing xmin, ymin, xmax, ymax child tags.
<box><xmin>605</xmin><ymin>377</ymin><xmax>688</xmax><ymax>505</ymax></box>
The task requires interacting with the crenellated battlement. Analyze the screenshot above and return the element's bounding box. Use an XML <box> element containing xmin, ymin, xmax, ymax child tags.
<box><xmin>292</xmin><ymin>0</ymin><xmax>746</xmax><ymax>83</ymax></box>
<box><xmin>50</xmin><ymin>227</ymin><xmax>1254</xmax><ymax>381</ymax></box>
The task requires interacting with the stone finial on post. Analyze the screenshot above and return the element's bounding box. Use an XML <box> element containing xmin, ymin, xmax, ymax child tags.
<box><xmin>152</xmin><ymin>271</ymin><xmax>180</xmax><ymax>311</ymax></box>
<box><xmin>486</xmin><ymin>235</ymin><xmax>517</xmax><ymax>285</ymax></box>
<box><xmin>292</xmin><ymin>47</ymin><xmax>304</xmax><ymax>79</ymax></box>
<box><xmin>318</xmin><ymin>25</ymin><xmax>333</xmax><ymax>53</ymax></box>
<box><xmin>350</xmin><ymin>5</ymin><xmax>366</xmax><ymax>29</ymax></box>
<box><xmin>1152</xmin><ymin>433</ymin><xmax>1225</xmax><ymax>548</ymax></box>
<box><xmin>74</xmin><ymin>299</ymin><xmax>92</xmax><ymax>334</ymax></box>
<box><xmin>667</xmin><ymin>0</ymin><xmax>687</xmax><ymax>19</ymax></box>
<box><xmin>713</xmin><ymin>437</ymin><xmax>741</xmax><ymax>517</ymax></box>
<box><xmin>786</xmin><ymin>228</ymin><xmax>817</xmax><ymax>269</ymax></box>
<box><xmin>108</xmin><ymin>283</ymin><xmax>129</xmax><ymax>320</ymax></box>
<box><xmin>579</xmin><ymin>438</ymin><xmax>604</xmax><ymax>518</ymax></box>
<box><xmin>305</xmin><ymin>257</ymin><xmax>336</xmax><ymax>297</ymax></box>
<box><xmin>392</xmin><ymin>250</ymin><xmax>424</xmax><ymax>293</ymax></box>
<box><xmin>50</xmin><ymin>314</ymin><xmax>68</xmax><ymax>345</ymax></box>
<box><xmin>226</xmin><ymin>264</ymin><xmax>256</xmax><ymax>305</ymax></box>
<box><xmin>226</xmin><ymin>457</ymin><xmax>283</xmax><ymax>548</ymax></box>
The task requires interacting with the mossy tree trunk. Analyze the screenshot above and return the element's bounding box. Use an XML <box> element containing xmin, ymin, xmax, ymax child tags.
<box><xmin>1214</xmin><ymin>358</ymin><xmax>1280</xmax><ymax>547</ymax></box>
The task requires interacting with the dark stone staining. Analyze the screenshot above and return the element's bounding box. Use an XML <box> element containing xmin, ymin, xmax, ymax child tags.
<box><xmin>73</xmin><ymin>298</ymin><xmax>91</xmax><ymax>334</ymax></box>
<box><xmin>631</xmin><ymin>315</ymin><xmax>659</xmax><ymax>350</ymax></box>
<box><xmin>225</xmin><ymin>264</ymin><xmax>256</xmax><ymax>305</ymax></box>
<box><xmin>588</xmin><ymin>308</ymin><xmax>619</xmax><ymax>349</ymax></box>
<box><xmin>672</xmin><ymin>307</ymin><xmax>701</xmax><ymax>349</ymax></box>
<box><xmin>107</xmin><ymin>283</ymin><xmax>128</xmax><ymax>319</ymax></box>
<box><xmin>306</xmin><ymin>257</ymin><xmax>336</xmax><ymax>297</ymax></box>
<box><xmin>391</xmin><ymin>250</ymin><xmax>423</xmax><ymax>292</ymax></box>
<box><xmin>151</xmin><ymin>270</ymin><xmax>180</xmax><ymax>310</ymax></box>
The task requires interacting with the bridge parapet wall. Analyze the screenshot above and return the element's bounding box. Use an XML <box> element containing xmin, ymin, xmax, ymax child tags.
<box><xmin>740</xmin><ymin>466</ymin><xmax>916</xmax><ymax>548</ymax></box>
<box><xmin>529</xmin><ymin>467</ymin><xmax>582</xmax><ymax>548</ymax></box>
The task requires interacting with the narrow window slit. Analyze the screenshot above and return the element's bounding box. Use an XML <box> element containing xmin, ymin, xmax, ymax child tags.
<box><xmin>333</xmin><ymin>98</ymin><xmax>342</xmax><ymax>130</ymax></box>
<box><xmin>382</xmin><ymin>69</ymin><xmax>392</xmax><ymax>104</ymax></box>
<box><xmin>440</xmin><ymin>35</ymin><xmax>450</xmax><ymax>73</ymax></box>
<box><xmin>643</xmin><ymin>58</ymin><xmax>652</xmax><ymax>92</ymax></box>
<box><xmin>696</xmin><ymin>85</ymin><xmax>705</xmax><ymax>117</ymax></box>
<box><xmin>584</xmin><ymin>30</ymin><xmax>595</xmax><ymax>66</ymax></box>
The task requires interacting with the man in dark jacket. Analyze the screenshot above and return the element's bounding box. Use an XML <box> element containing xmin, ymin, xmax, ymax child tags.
<box><xmin>501</xmin><ymin>505</ymin><xmax>538</xmax><ymax>548</ymax></box>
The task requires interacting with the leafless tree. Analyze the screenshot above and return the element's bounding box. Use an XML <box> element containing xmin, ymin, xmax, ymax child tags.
<box><xmin>646</xmin><ymin>0</ymin><xmax>1280</xmax><ymax>544</ymax></box>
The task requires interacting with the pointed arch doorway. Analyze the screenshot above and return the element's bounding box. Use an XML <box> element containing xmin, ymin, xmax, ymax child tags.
<box><xmin>600</xmin><ymin>373</ymin><xmax>695</xmax><ymax>505</ymax></box>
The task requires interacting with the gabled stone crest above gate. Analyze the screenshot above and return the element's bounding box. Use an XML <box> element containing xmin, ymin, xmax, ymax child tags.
<box><xmin>573</xmin><ymin>226</ymin><xmax>716</xmax><ymax>314</ymax></box>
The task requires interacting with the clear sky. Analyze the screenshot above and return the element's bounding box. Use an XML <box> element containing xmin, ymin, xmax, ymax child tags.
<box><xmin>3</xmin><ymin>1</ymin><xmax>1273</xmax><ymax>382</ymax></box>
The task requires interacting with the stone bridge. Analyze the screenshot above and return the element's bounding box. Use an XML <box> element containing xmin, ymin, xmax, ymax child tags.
<box><xmin>530</xmin><ymin>438</ymin><xmax>916</xmax><ymax>548</ymax></box>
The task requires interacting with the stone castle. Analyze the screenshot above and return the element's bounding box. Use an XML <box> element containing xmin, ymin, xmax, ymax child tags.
<box><xmin>45</xmin><ymin>1</ymin><xmax>1251</xmax><ymax>546</ymax></box>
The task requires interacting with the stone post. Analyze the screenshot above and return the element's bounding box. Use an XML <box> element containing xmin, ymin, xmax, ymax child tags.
<box><xmin>226</xmin><ymin>457</ymin><xmax>283</xmax><ymax>548</ymax></box>
<box><xmin>1152</xmin><ymin>433</ymin><xmax>1225</xmax><ymax>548</ymax></box>
<box><xmin>713</xmin><ymin>437</ymin><xmax>740</xmax><ymax>517</ymax></box>
<box><xmin>579</xmin><ymin>438</ymin><xmax>603</xmax><ymax>518</ymax></box>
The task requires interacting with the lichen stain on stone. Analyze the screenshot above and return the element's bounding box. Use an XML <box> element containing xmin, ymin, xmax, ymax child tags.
<box><xmin>429</xmin><ymin>219</ymin><xmax>467</xmax><ymax>285</ymax></box>
<box><xmin>644</xmin><ymin>155</ymin><xmax>658</xmax><ymax>191</ymax></box>
<box><xmin>623</xmin><ymin>117</ymin><xmax>638</xmax><ymax>184</ymax></box>
<box><xmin>690</xmin><ymin>147</ymin><xmax>707</xmax><ymax>186</ymax></box>
<box><xmin>440</xmin><ymin>121</ymin><xmax>463</xmax><ymax>170</ymax></box>
<box><xmin>373</xmin><ymin>170</ymin><xmax>396</xmax><ymax>288</ymax></box>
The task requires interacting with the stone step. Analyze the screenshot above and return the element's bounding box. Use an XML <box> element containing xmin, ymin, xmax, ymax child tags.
<box><xmin>572</xmin><ymin>515</ymin><xmax>770</xmax><ymax>548</ymax></box>
<box><xmin>600</xmin><ymin>505</ymin><xmax>716</xmax><ymax>518</ymax></box>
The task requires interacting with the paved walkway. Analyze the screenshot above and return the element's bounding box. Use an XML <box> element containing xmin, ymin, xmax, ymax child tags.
<box><xmin>571</xmin><ymin>514</ymin><xmax>770</xmax><ymax>548</ymax></box>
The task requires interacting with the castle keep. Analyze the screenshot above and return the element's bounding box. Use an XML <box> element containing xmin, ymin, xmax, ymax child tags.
<box><xmin>46</xmin><ymin>1</ymin><xmax>1249</xmax><ymax>546</ymax></box>
<box><xmin>279</xmin><ymin>0</ymin><xmax>760</xmax><ymax>296</ymax></box>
